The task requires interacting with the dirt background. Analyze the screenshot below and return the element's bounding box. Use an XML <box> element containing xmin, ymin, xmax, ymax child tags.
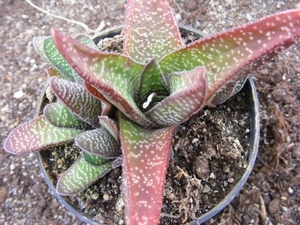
<box><xmin>0</xmin><ymin>0</ymin><xmax>299</xmax><ymax>224</ymax></box>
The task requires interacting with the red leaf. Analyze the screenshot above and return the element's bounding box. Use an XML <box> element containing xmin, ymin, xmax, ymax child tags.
<box><xmin>123</xmin><ymin>0</ymin><xmax>183</xmax><ymax>63</ymax></box>
<box><xmin>119</xmin><ymin>113</ymin><xmax>176</xmax><ymax>225</ymax></box>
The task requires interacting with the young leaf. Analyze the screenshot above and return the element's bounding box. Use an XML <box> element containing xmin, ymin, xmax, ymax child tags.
<box><xmin>3</xmin><ymin>116</ymin><xmax>82</xmax><ymax>155</ymax></box>
<box><xmin>123</xmin><ymin>0</ymin><xmax>183</xmax><ymax>63</ymax></box>
<box><xmin>43</xmin><ymin>102</ymin><xmax>88</xmax><ymax>129</ymax></box>
<box><xmin>146</xmin><ymin>67</ymin><xmax>208</xmax><ymax>126</ymax></box>
<box><xmin>137</xmin><ymin>59</ymin><xmax>168</xmax><ymax>107</ymax></box>
<box><xmin>119</xmin><ymin>113</ymin><xmax>176</xmax><ymax>225</ymax></box>
<box><xmin>159</xmin><ymin>9</ymin><xmax>300</xmax><ymax>104</ymax></box>
<box><xmin>75</xmin><ymin>128</ymin><xmax>121</xmax><ymax>158</ymax></box>
<box><xmin>50</xmin><ymin>77</ymin><xmax>102</xmax><ymax>128</ymax></box>
<box><xmin>56</xmin><ymin>155</ymin><xmax>112</xmax><ymax>195</ymax></box>
<box><xmin>51</xmin><ymin>28</ymin><xmax>156</xmax><ymax>127</ymax></box>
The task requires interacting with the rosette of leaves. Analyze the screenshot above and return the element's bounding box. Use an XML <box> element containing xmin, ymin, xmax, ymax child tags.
<box><xmin>4</xmin><ymin>34</ymin><xmax>122</xmax><ymax>195</ymax></box>
<box><xmin>3</xmin><ymin>0</ymin><xmax>300</xmax><ymax>224</ymax></box>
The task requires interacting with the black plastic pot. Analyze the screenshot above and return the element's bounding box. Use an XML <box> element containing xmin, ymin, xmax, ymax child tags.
<box><xmin>36</xmin><ymin>25</ymin><xmax>260</xmax><ymax>225</ymax></box>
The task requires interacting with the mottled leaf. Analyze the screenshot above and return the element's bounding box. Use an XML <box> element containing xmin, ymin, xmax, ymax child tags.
<box><xmin>159</xmin><ymin>9</ymin><xmax>300</xmax><ymax>104</ymax></box>
<box><xmin>146</xmin><ymin>67</ymin><xmax>208</xmax><ymax>126</ymax></box>
<box><xmin>82</xmin><ymin>151</ymin><xmax>109</xmax><ymax>166</ymax></box>
<box><xmin>75</xmin><ymin>128</ymin><xmax>121</xmax><ymax>158</ymax></box>
<box><xmin>51</xmin><ymin>28</ymin><xmax>156</xmax><ymax>127</ymax></box>
<box><xmin>119</xmin><ymin>113</ymin><xmax>176</xmax><ymax>225</ymax></box>
<box><xmin>56</xmin><ymin>155</ymin><xmax>112</xmax><ymax>195</ymax></box>
<box><xmin>3</xmin><ymin>116</ymin><xmax>82</xmax><ymax>155</ymax></box>
<box><xmin>123</xmin><ymin>0</ymin><xmax>183</xmax><ymax>63</ymax></box>
<box><xmin>43</xmin><ymin>102</ymin><xmax>88</xmax><ymax>129</ymax></box>
<box><xmin>50</xmin><ymin>77</ymin><xmax>102</xmax><ymax>127</ymax></box>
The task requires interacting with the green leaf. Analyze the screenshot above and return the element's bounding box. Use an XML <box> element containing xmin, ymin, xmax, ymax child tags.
<box><xmin>34</xmin><ymin>34</ymin><xmax>99</xmax><ymax>83</ymax></box>
<box><xmin>50</xmin><ymin>77</ymin><xmax>102</xmax><ymax>127</ymax></box>
<box><xmin>82</xmin><ymin>151</ymin><xmax>110</xmax><ymax>166</ymax></box>
<box><xmin>137</xmin><ymin>59</ymin><xmax>168</xmax><ymax>108</ymax></box>
<box><xmin>123</xmin><ymin>0</ymin><xmax>183</xmax><ymax>63</ymax></box>
<box><xmin>3</xmin><ymin>116</ymin><xmax>82</xmax><ymax>155</ymax></box>
<box><xmin>75</xmin><ymin>128</ymin><xmax>121</xmax><ymax>158</ymax></box>
<box><xmin>159</xmin><ymin>9</ymin><xmax>300</xmax><ymax>104</ymax></box>
<box><xmin>43</xmin><ymin>102</ymin><xmax>88</xmax><ymax>129</ymax></box>
<box><xmin>119</xmin><ymin>113</ymin><xmax>176</xmax><ymax>225</ymax></box>
<box><xmin>51</xmin><ymin>29</ymin><xmax>156</xmax><ymax>127</ymax></box>
<box><xmin>145</xmin><ymin>67</ymin><xmax>208</xmax><ymax>126</ymax></box>
<box><xmin>56</xmin><ymin>155</ymin><xmax>112</xmax><ymax>195</ymax></box>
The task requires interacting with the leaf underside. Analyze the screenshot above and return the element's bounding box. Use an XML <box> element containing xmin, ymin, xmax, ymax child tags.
<box><xmin>75</xmin><ymin>128</ymin><xmax>121</xmax><ymax>158</ymax></box>
<box><xmin>50</xmin><ymin>77</ymin><xmax>102</xmax><ymax>128</ymax></box>
<box><xmin>159</xmin><ymin>9</ymin><xmax>300</xmax><ymax>105</ymax></box>
<box><xmin>56</xmin><ymin>155</ymin><xmax>112</xmax><ymax>195</ymax></box>
<box><xmin>3</xmin><ymin>116</ymin><xmax>82</xmax><ymax>155</ymax></box>
<box><xmin>119</xmin><ymin>113</ymin><xmax>176</xmax><ymax>225</ymax></box>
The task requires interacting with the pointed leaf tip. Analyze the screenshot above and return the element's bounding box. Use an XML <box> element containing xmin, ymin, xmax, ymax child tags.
<box><xmin>159</xmin><ymin>9</ymin><xmax>300</xmax><ymax>102</ymax></box>
<box><xmin>56</xmin><ymin>155</ymin><xmax>112</xmax><ymax>195</ymax></box>
<box><xmin>4</xmin><ymin>116</ymin><xmax>82</xmax><ymax>155</ymax></box>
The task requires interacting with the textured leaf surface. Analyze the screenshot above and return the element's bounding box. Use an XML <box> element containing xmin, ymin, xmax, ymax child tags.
<box><xmin>56</xmin><ymin>155</ymin><xmax>112</xmax><ymax>195</ymax></box>
<box><xmin>159</xmin><ymin>9</ymin><xmax>300</xmax><ymax>104</ymax></box>
<box><xmin>52</xmin><ymin>29</ymin><xmax>156</xmax><ymax>127</ymax></box>
<box><xmin>123</xmin><ymin>0</ymin><xmax>183</xmax><ymax>63</ymax></box>
<box><xmin>3</xmin><ymin>116</ymin><xmax>82</xmax><ymax>155</ymax></box>
<box><xmin>75</xmin><ymin>128</ymin><xmax>121</xmax><ymax>158</ymax></box>
<box><xmin>50</xmin><ymin>77</ymin><xmax>102</xmax><ymax>127</ymax></box>
<box><xmin>146</xmin><ymin>67</ymin><xmax>208</xmax><ymax>126</ymax></box>
<box><xmin>82</xmin><ymin>151</ymin><xmax>109</xmax><ymax>166</ymax></box>
<box><xmin>43</xmin><ymin>102</ymin><xmax>88</xmax><ymax>129</ymax></box>
<box><xmin>98</xmin><ymin>116</ymin><xmax>119</xmax><ymax>141</ymax></box>
<box><xmin>137</xmin><ymin>59</ymin><xmax>168</xmax><ymax>108</ymax></box>
<box><xmin>119</xmin><ymin>113</ymin><xmax>176</xmax><ymax>225</ymax></box>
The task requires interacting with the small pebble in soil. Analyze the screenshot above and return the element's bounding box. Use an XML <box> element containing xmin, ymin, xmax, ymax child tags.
<box><xmin>103</xmin><ymin>193</ymin><xmax>109</xmax><ymax>201</ymax></box>
<box><xmin>288</xmin><ymin>187</ymin><xmax>294</xmax><ymax>194</ymax></box>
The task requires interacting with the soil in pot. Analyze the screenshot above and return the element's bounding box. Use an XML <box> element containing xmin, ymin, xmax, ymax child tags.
<box><xmin>39</xmin><ymin>29</ymin><xmax>254</xmax><ymax>225</ymax></box>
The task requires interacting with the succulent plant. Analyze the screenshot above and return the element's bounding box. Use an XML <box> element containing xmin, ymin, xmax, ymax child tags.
<box><xmin>3</xmin><ymin>0</ymin><xmax>300</xmax><ymax>224</ymax></box>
